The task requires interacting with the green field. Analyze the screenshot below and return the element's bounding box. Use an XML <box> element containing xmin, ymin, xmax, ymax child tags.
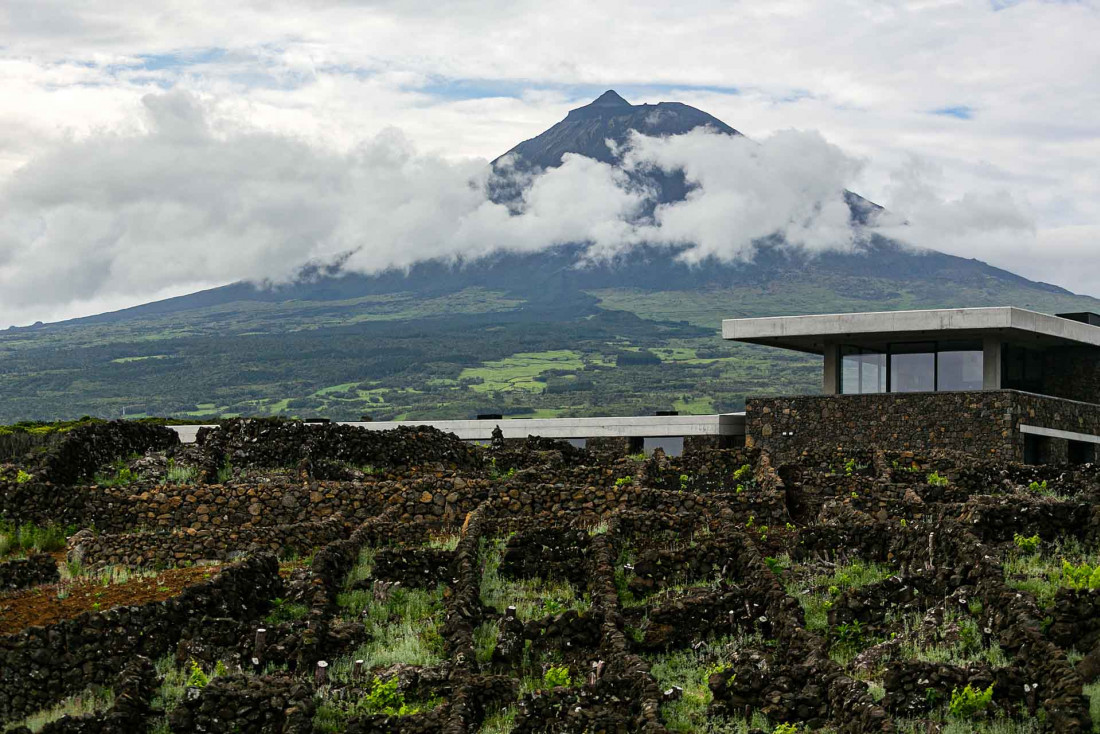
<box><xmin>459</xmin><ymin>350</ymin><xmax>585</xmax><ymax>393</ymax></box>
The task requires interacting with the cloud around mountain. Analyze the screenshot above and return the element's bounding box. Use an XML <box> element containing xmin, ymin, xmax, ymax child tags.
<box><xmin>0</xmin><ymin>90</ymin><xmax>1035</xmax><ymax>328</ymax></box>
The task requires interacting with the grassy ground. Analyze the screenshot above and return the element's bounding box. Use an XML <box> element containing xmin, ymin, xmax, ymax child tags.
<box><xmin>781</xmin><ymin>557</ymin><xmax>897</xmax><ymax>633</ymax></box>
<box><xmin>1004</xmin><ymin>537</ymin><xmax>1100</xmax><ymax>609</ymax></box>
<box><xmin>478</xmin><ymin>537</ymin><xmax>591</xmax><ymax>620</ymax></box>
<box><xmin>645</xmin><ymin>632</ymin><xmax>775</xmax><ymax>733</ymax></box>
<box><xmin>333</xmin><ymin>544</ymin><xmax>447</xmax><ymax>675</ymax></box>
<box><xmin>3</xmin><ymin>686</ymin><xmax>114</xmax><ymax>732</ymax></box>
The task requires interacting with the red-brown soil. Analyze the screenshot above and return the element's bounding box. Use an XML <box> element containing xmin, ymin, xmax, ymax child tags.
<box><xmin>0</xmin><ymin>565</ymin><xmax>222</xmax><ymax>635</ymax></box>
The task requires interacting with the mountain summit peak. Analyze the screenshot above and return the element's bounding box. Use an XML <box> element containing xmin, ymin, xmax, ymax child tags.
<box><xmin>565</xmin><ymin>90</ymin><xmax>634</xmax><ymax>121</ymax></box>
<box><xmin>591</xmin><ymin>90</ymin><xmax>631</xmax><ymax>107</ymax></box>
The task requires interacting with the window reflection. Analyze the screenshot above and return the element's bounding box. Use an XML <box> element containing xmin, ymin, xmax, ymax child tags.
<box><xmin>890</xmin><ymin>343</ymin><xmax>935</xmax><ymax>393</ymax></box>
<box><xmin>838</xmin><ymin>340</ymin><xmax>986</xmax><ymax>394</ymax></box>
<box><xmin>840</xmin><ymin>347</ymin><xmax>886</xmax><ymax>394</ymax></box>
<box><xmin>937</xmin><ymin>341</ymin><xmax>983</xmax><ymax>391</ymax></box>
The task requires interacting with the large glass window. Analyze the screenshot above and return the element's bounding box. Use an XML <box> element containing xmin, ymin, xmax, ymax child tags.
<box><xmin>1002</xmin><ymin>344</ymin><xmax>1044</xmax><ymax>393</ymax></box>
<box><xmin>838</xmin><ymin>341</ymin><xmax>987</xmax><ymax>394</ymax></box>
<box><xmin>889</xmin><ymin>342</ymin><xmax>935</xmax><ymax>393</ymax></box>
<box><xmin>937</xmin><ymin>340</ymin><xmax>983</xmax><ymax>391</ymax></box>
<box><xmin>840</xmin><ymin>347</ymin><xmax>886</xmax><ymax>394</ymax></box>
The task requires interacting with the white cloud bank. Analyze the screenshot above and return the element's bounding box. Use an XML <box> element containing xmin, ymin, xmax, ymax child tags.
<box><xmin>0</xmin><ymin>88</ymin><xmax>1045</xmax><ymax>328</ymax></box>
<box><xmin>0</xmin><ymin>89</ymin><xmax>996</xmax><ymax>328</ymax></box>
<box><xmin>2</xmin><ymin>0</ymin><xmax>1095</xmax><ymax>326</ymax></box>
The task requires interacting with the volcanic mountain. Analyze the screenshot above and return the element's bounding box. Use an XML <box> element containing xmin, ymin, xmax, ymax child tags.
<box><xmin>2</xmin><ymin>91</ymin><xmax>1097</xmax><ymax>423</ymax></box>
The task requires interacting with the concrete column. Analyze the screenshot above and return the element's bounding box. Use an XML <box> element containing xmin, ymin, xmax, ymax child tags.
<box><xmin>982</xmin><ymin>337</ymin><xmax>1002</xmax><ymax>390</ymax></box>
<box><xmin>822</xmin><ymin>342</ymin><xmax>838</xmax><ymax>394</ymax></box>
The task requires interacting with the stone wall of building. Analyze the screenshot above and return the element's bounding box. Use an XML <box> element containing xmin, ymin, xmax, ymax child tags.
<box><xmin>746</xmin><ymin>390</ymin><xmax>1100</xmax><ymax>464</ymax></box>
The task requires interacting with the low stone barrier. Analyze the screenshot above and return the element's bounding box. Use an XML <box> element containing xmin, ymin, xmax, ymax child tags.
<box><xmin>167</xmin><ymin>673</ymin><xmax>315</xmax><ymax>733</ymax></box>
<box><xmin>0</xmin><ymin>553</ymin><xmax>59</xmax><ymax>591</ymax></box>
<box><xmin>37</xmin><ymin>421</ymin><xmax>179</xmax><ymax>485</ymax></box>
<box><xmin>71</xmin><ymin>516</ymin><xmax>350</xmax><ymax>568</ymax></box>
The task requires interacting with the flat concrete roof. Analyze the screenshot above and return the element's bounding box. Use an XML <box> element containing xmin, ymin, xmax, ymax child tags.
<box><xmin>722</xmin><ymin>307</ymin><xmax>1100</xmax><ymax>354</ymax></box>
<box><xmin>169</xmin><ymin>414</ymin><xmax>746</xmax><ymax>444</ymax></box>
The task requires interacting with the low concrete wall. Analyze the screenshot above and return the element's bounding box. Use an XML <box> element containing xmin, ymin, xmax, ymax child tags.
<box><xmin>169</xmin><ymin>414</ymin><xmax>746</xmax><ymax>445</ymax></box>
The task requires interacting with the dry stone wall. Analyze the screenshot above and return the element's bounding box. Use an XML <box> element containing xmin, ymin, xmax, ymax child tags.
<box><xmin>748</xmin><ymin>390</ymin><xmax>1100</xmax><ymax>464</ymax></box>
<box><xmin>0</xmin><ymin>553</ymin><xmax>58</xmax><ymax>591</ymax></box>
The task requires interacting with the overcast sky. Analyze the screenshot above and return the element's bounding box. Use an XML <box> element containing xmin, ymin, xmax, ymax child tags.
<box><xmin>1</xmin><ymin>0</ymin><xmax>1098</xmax><ymax>328</ymax></box>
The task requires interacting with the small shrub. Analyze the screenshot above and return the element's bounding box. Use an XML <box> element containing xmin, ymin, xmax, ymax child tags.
<box><xmin>543</xmin><ymin>665</ymin><xmax>572</xmax><ymax>688</ymax></box>
<box><xmin>165</xmin><ymin>459</ymin><xmax>196</xmax><ymax>485</ymax></box>
<box><xmin>926</xmin><ymin>471</ymin><xmax>949</xmax><ymax>487</ymax></box>
<box><xmin>1060</xmin><ymin>559</ymin><xmax>1100</xmax><ymax>591</ymax></box>
<box><xmin>703</xmin><ymin>662</ymin><xmax>732</xmax><ymax>681</ymax></box>
<box><xmin>265</xmin><ymin>597</ymin><xmax>310</xmax><ymax>624</ymax></box>
<box><xmin>948</xmin><ymin>682</ymin><xmax>993</xmax><ymax>719</ymax></box>
<box><xmin>615</xmin><ymin>476</ymin><xmax>633</xmax><ymax>487</ymax></box>
<box><xmin>733</xmin><ymin>464</ymin><xmax>753</xmax><ymax>482</ymax></box>
<box><xmin>15</xmin><ymin>470</ymin><xmax>32</xmax><ymax>484</ymax></box>
<box><xmin>186</xmin><ymin>659</ymin><xmax>209</xmax><ymax>688</ymax></box>
<box><xmin>1013</xmin><ymin>533</ymin><xmax>1041</xmax><ymax>554</ymax></box>
<box><xmin>95</xmin><ymin>461</ymin><xmax>136</xmax><ymax>487</ymax></box>
<box><xmin>764</xmin><ymin>556</ymin><xmax>788</xmax><ymax>575</ymax></box>
<box><xmin>1028</xmin><ymin>479</ymin><xmax>1059</xmax><ymax>497</ymax></box>
<box><xmin>361</xmin><ymin>676</ymin><xmax>406</xmax><ymax>715</ymax></box>
<box><xmin>844</xmin><ymin>458</ymin><xmax>858</xmax><ymax>476</ymax></box>
<box><xmin>628</xmin><ymin>452</ymin><xmax>647</xmax><ymax>462</ymax></box>
<box><xmin>679</xmin><ymin>474</ymin><xmax>690</xmax><ymax>490</ymax></box>
<box><xmin>216</xmin><ymin>459</ymin><xmax>233</xmax><ymax>484</ymax></box>
<box><xmin>773</xmin><ymin>724</ymin><xmax>801</xmax><ymax>734</ymax></box>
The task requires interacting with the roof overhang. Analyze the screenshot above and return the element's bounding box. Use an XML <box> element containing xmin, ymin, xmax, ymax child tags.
<box><xmin>722</xmin><ymin>307</ymin><xmax>1100</xmax><ymax>355</ymax></box>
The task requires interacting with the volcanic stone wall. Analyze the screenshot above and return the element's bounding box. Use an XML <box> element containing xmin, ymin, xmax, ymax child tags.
<box><xmin>36</xmin><ymin>421</ymin><xmax>179</xmax><ymax>485</ymax></box>
<box><xmin>72</xmin><ymin>516</ymin><xmax>350</xmax><ymax>568</ymax></box>
<box><xmin>196</xmin><ymin>418</ymin><xmax>481</xmax><ymax>472</ymax></box>
<box><xmin>747</xmin><ymin>390</ymin><xmax>1100</xmax><ymax>464</ymax></box>
<box><xmin>0</xmin><ymin>474</ymin><xmax>490</xmax><ymax>534</ymax></box>
<box><xmin>0</xmin><ymin>553</ymin><xmax>59</xmax><ymax>591</ymax></box>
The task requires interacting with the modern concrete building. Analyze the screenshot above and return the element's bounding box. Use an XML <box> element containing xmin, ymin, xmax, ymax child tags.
<box><xmin>724</xmin><ymin>307</ymin><xmax>1100</xmax><ymax>464</ymax></box>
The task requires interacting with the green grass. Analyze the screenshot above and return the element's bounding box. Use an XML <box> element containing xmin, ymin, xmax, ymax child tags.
<box><xmin>165</xmin><ymin>459</ymin><xmax>197</xmax><ymax>484</ymax></box>
<box><xmin>895</xmin><ymin>713</ymin><xmax>1039</xmax><ymax>733</ymax></box>
<box><xmin>474</xmin><ymin>619</ymin><xmax>500</xmax><ymax>665</ymax></box>
<box><xmin>459</xmin><ymin>350</ymin><xmax>586</xmax><ymax>394</ymax></box>
<box><xmin>3</xmin><ymin>685</ymin><xmax>114</xmax><ymax>732</ymax></box>
<box><xmin>478</xmin><ymin>707</ymin><xmax>517</xmax><ymax>734</ymax></box>
<box><xmin>424</xmin><ymin>533</ymin><xmax>462</xmax><ymax>551</ymax></box>
<box><xmin>1004</xmin><ymin>537</ymin><xmax>1100</xmax><ymax>609</ymax></box>
<box><xmin>334</xmin><ymin>582</ymin><xmax>447</xmax><ymax>674</ymax></box>
<box><xmin>783</xmin><ymin>559</ymin><xmax>897</xmax><ymax>632</ymax></box>
<box><xmin>264</xmin><ymin>597</ymin><xmax>311</xmax><ymax>624</ymax></box>
<box><xmin>344</xmin><ymin>546</ymin><xmax>376</xmax><ymax>588</ymax></box>
<box><xmin>0</xmin><ymin>520</ymin><xmax>69</xmax><ymax>558</ymax></box>
<box><xmin>645</xmin><ymin>633</ymin><xmax>771</xmax><ymax>733</ymax></box>
<box><xmin>478</xmin><ymin>537</ymin><xmax>590</xmax><ymax>620</ymax></box>
<box><xmin>890</xmin><ymin>609</ymin><xmax>1008</xmax><ymax>668</ymax></box>
<box><xmin>672</xmin><ymin>396</ymin><xmax>716</xmax><ymax>414</ymax></box>
<box><xmin>1085</xmin><ymin>680</ymin><xmax>1100</xmax><ymax>732</ymax></box>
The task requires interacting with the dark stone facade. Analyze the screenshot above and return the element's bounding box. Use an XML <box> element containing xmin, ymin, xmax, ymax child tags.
<box><xmin>746</xmin><ymin>390</ymin><xmax>1100</xmax><ymax>464</ymax></box>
